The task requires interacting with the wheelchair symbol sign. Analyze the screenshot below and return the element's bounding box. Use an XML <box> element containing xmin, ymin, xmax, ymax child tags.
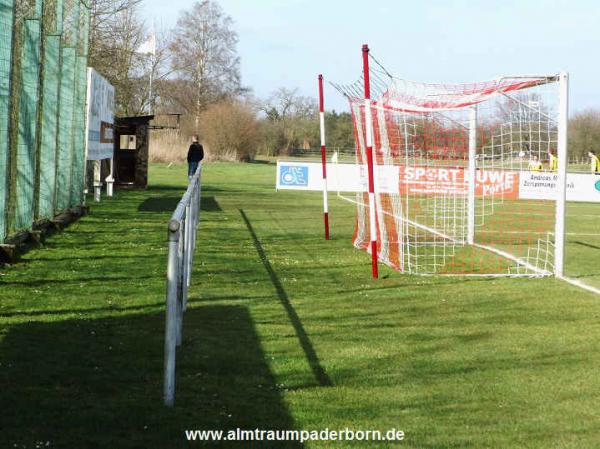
<box><xmin>280</xmin><ymin>166</ymin><xmax>309</xmax><ymax>187</ymax></box>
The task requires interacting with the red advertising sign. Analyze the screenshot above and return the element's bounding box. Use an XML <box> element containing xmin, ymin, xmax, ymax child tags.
<box><xmin>399</xmin><ymin>166</ymin><xmax>519</xmax><ymax>199</ymax></box>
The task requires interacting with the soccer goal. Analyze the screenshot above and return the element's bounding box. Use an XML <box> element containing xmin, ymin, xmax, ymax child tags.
<box><xmin>329</xmin><ymin>45</ymin><xmax>568</xmax><ymax>278</ymax></box>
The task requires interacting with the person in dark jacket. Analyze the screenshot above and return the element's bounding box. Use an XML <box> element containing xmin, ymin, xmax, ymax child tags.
<box><xmin>187</xmin><ymin>135</ymin><xmax>204</xmax><ymax>179</ymax></box>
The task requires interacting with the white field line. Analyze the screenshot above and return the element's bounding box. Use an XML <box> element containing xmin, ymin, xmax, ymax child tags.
<box><xmin>564</xmin><ymin>234</ymin><xmax>600</xmax><ymax>237</ymax></box>
<box><xmin>477</xmin><ymin>230</ymin><xmax>600</xmax><ymax>237</ymax></box>
<box><xmin>558</xmin><ymin>276</ymin><xmax>600</xmax><ymax>296</ymax></box>
<box><xmin>501</xmin><ymin>212</ymin><xmax>599</xmax><ymax>218</ymax></box>
<box><xmin>472</xmin><ymin>242</ymin><xmax>550</xmax><ymax>276</ymax></box>
<box><xmin>338</xmin><ymin>194</ymin><xmax>461</xmax><ymax>243</ymax></box>
<box><xmin>337</xmin><ymin>193</ymin><xmax>550</xmax><ymax>276</ymax></box>
<box><xmin>336</xmin><ymin>196</ymin><xmax>599</xmax><ymax>292</ymax></box>
<box><xmin>566</xmin><ymin>202</ymin><xmax>600</xmax><ymax>207</ymax></box>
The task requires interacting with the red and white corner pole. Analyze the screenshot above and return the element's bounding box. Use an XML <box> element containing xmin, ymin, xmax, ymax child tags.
<box><xmin>362</xmin><ymin>44</ymin><xmax>379</xmax><ymax>279</ymax></box>
<box><xmin>318</xmin><ymin>74</ymin><xmax>330</xmax><ymax>240</ymax></box>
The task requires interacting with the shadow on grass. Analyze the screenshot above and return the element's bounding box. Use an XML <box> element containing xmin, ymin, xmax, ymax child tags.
<box><xmin>0</xmin><ymin>301</ymin><xmax>165</xmax><ymax>318</ymax></box>
<box><xmin>248</xmin><ymin>159</ymin><xmax>275</xmax><ymax>165</ymax></box>
<box><xmin>20</xmin><ymin>254</ymin><xmax>158</xmax><ymax>263</ymax></box>
<box><xmin>143</xmin><ymin>184</ymin><xmax>189</xmax><ymax>192</ymax></box>
<box><xmin>0</xmin><ymin>305</ymin><xmax>302</xmax><ymax>449</ymax></box>
<box><xmin>1</xmin><ymin>274</ymin><xmax>157</xmax><ymax>287</ymax></box>
<box><xmin>0</xmin><ymin>294</ymin><xmax>275</xmax><ymax>319</ymax></box>
<box><xmin>573</xmin><ymin>240</ymin><xmax>600</xmax><ymax>251</ymax></box>
<box><xmin>200</xmin><ymin>196</ymin><xmax>223</xmax><ymax>212</ymax></box>
<box><xmin>239</xmin><ymin>209</ymin><xmax>332</xmax><ymax>388</ymax></box>
<box><xmin>147</xmin><ymin>184</ymin><xmax>226</xmax><ymax>194</ymax></box>
<box><xmin>138</xmin><ymin>195</ymin><xmax>222</xmax><ymax>213</ymax></box>
<box><xmin>138</xmin><ymin>196</ymin><xmax>181</xmax><ymax>212</ymax></box>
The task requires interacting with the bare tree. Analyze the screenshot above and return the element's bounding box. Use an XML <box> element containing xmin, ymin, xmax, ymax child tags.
<box><xmin>89</xmin><ymin>0</ymin><xmax>143</xmax><ymax>44</ymax></box>
<box><xmin>261</xmin><ymin>88</ymin><xmax>316</xmax><ymax>121</ymax></box>
<box><xmin>133</xmin><ymin>29</ymin><xmax>175</xmax><ymax>114</ymax></box>
<box><xmin>88</xmin><ymin>0</ymin><xmax>147</xmax><ymax>115</ymax></box>
<box><xmin>169</xmin><ymin>0</ymin><xmax>241</xmax><ymax>126</ymax></box>
<box><xmin>259</xmin><ymin>88</ymin><xmax>318</xmax><ymax>155</ymax></box>
<box><xmin>88</xmin><ymin>0</ymin><xmax>144</xmax><ymax>73</ymax></box>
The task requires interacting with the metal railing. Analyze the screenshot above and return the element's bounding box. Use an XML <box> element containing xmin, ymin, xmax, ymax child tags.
<box><xmin>164</xmin><ymin>164</ymin><xmax>202</xmax><ymax>406</ymax></box>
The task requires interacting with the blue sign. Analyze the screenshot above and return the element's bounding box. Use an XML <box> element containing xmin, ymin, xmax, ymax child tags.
<box><xmin>595</xmin><ymin>180</ymin><xmax>600</xmax><ymax>192</ymax></box>
<box><xmin>280</xmin><ymin>165</ymin><xmax>308</xmax><ymax>187</ymax></box>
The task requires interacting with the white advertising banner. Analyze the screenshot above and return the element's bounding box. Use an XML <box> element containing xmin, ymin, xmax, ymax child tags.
<box><xmin>519</xmin><ymin>172</ymin><xmax>600</xmax><ymax>202</ymax></box>
<box><xmin>277</xmin><ymin>161</ymin><xmax>600</xmax><ymax>203</ymax></box>
<box><xmin>276</xmin><ymin>161</ymin><xmax>400</xmax><ymax>194</ymax></box>
<box><xmin>86</xmin><ymin>68</ymin><xmax>115</xmax><ymax>160</ymax></box>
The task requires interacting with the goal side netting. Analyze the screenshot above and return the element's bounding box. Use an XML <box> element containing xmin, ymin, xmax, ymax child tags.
<box><xmin>333</xmin><ymin>59</ymin><xmax>565</xmax><ymax>277</ymax></box>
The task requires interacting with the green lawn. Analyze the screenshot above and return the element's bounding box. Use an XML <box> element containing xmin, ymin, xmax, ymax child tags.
<box><xmin>1</xmin><ymin>161</ymin><xmax>599</xmax><ymax>448</ymax></box>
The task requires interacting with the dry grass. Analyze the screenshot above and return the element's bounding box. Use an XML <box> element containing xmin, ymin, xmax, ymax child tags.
<box><xmin>149</xmin><ymin>130</ymin><xmax>189</xmax><ymax>163</ymax></box>
<box><xmin>149</xmin><ymin>131</ymin><xmax>247</xmax><ymax>163</ymax></box>
<box><xmin>149</xmin><ymin>104</ymin><xmax>260</xmax><ymax>163</ymax></box>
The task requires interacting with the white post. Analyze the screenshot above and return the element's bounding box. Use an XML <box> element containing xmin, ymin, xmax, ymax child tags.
<box><xmin>93</xmin><ymin>160</ymin><xmax>102</xmax><ymax>202</ymax></box>
<box><xmin>106</xmin><ymin>157</ymin><xmax>114</xmax><ymax>197</ymax></box>
<box><xmin>83</xmin><ymin>69</ymin><xmax>92</xmax><ymax>204</ymax></box>
<box><xmin>318</xmin><ymin>74</ymin><xmax>329</xmax><ymax>239</ymax></box>
<box><xmin>467</xmin><ymin>106</ymin><xmax>477</xmax><ymax>245</ymax></box>
<box><xmin>182</xmin><ymin>204</ymin><xmax>191</xmax><ymax>312</ymax></box>
<box><xmin>554</xmin><ymin>72</ymin><xmax>569</xmax><ymax>277</ymax></box>
<box><xmin>148</xmin><ymin>60</ymin><xmax>154</xmax><ymax>114</ymax></box>
<box><xmin>164</xmin><ymin>219</ymin><xmax>180</xmax><ymax>406</ymax></box>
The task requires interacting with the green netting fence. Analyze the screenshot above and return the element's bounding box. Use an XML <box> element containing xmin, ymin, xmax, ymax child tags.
<box><xmin>0</xmin><ymin>0</ymin><xmax>90</xmax><ymax>243</ymax></box>
<box><xmin>0</xmin><ymin>0</ymin><xmax>14</xmax><ymax>243</ymax></box>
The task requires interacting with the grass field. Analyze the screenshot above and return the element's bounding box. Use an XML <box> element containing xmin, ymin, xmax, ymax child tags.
<box><xmin>1</xmin><ymin>161</ymin><xmax>599</xmax><ymax>448</ymax></box>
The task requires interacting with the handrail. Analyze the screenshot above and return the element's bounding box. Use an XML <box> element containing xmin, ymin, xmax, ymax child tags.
<box><xmin>164</xmin><ymin>164</ymin><xmax>202</xmax><ymax>406</ymax></box>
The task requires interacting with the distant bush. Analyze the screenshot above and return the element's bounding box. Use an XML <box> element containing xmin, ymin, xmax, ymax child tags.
<box><xmin>149</xmin><ymin>102</ymin><xmax>260</xmax><ymax>163</ymax></box>
<box><xmin>569</xmin><ymin>109</ymin><xmax>600</xmax><ymax>160</ymax></box>
<box><xmin>198</xmin><ymin>100</ymin><xmax>260</xmax><ymax>162</ymax></box>
<box><xmin>148</xmin><ymin>90</ymin><xmax>355</xmax><ymax>163</ymax></box>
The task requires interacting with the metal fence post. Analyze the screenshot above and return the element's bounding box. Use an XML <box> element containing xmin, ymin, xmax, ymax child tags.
<box><xmin>182</xmin><ymin>204</ymin><xmax>191</xmax><ymax>312</ymax></box>
<box><xmin>164</xmin><ymin>219</ymin><xmax>180</xmax><ymax>406</ymax></box>
<box><xmin>176</xmin><ymin>226</ymin><xmax>184</xmax><ymax>347</ymax></box>
<box><xmin>163</xmin><ymin>163</ymin><xmax>203</xmax><ymax>406</ymax></box>
<box><xmin>194</xmin><ymin>171</ymin><xmax>201</xmax><ymax>251</ymax></box>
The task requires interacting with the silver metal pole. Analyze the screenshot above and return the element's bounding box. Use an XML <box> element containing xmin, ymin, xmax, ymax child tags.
<box><xmin>163</xmin><ymin>163</ymin><xmax>203</xmax><ymax>406</ymax></box>
<box><xmin>554</xmin><ymin>72</ymin><xmax>569</xmax><ymax>277</ymax></box>
<box><xmin>93</xmin><ymin>160</ymin><xmax>102</xmax><ymax>202</ymax></box>
<box><xmin>197</xmin><ymin>166</ymin><xmax>202</xmax><ymax>242</ymax></box>
<box><xmin>176</xmin><ymin>228</ymin><xmax>184</xmax><ymax>347</ymax></box>
<box><xmin>164</xmin><ymin>219</ymin><xmax>180</xmax><ymax>406</ymax></box>
<box><xmin>182</xmin><ymin>205</ymin><xmax>191</xmax><ymax>312</ymax></box>
<box><xmin>198</xmin><ymin>178</ymin><xmax>202</xmax><ymax>230</ymax></box>
<box><xmin>176</xmin><ymin>248</ymin><xmax>183</xmax><ymax>346</ymax></box>
<box><xmin>187</xmin><ymin>194</ymin><xmax>195</xmax><ymax>278</ymax></box>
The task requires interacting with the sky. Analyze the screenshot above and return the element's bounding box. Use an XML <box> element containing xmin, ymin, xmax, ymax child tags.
<box><xmin>142</xmin><ymin>0</ymin><xmax>600</xmax><ymax>113</ymax></box>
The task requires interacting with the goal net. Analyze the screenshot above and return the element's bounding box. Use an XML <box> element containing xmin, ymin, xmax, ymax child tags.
<box><xmin>331</xmin><ymin>53</ymin><xmax>567</xmax><ymax>277</ymax></box>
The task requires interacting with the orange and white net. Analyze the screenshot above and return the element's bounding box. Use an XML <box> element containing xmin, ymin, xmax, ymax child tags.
<box><xmin>332</xmin><ymin>57</ymin><xmax>561</xmax><ymax>276</ymax></box>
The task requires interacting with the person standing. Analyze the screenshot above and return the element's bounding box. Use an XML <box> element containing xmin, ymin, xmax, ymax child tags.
<box><xmin>528</xmin><ymin>154</ymin><xmax>543</xmax><ymax>172</ymax></box>
<box><xmin>187</xmin><ymin>135</ymin><xmax>204</xmax><ymax>179</ymax></box>
<box><xmin>589</xmin><ymin>150</ymin><xmax>600</xmax><ymax>175</ymax></box>
<box><xmin>547</xmin><ymin>149</ymin><xmax>558</xmax><ymax>172</ymax></box>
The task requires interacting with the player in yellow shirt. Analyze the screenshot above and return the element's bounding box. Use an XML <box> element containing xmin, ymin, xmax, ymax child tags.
<box><xmin>547</xmin><ymin>149</ymin><xmax>558</xmax><ymax>171</ymax></box>
<box><xmin>589</xmin><ymin>150</ymin><xmax>600</xmax><ymax>174</ymax></box>
<box><xmin>528</xmin><ymin>154</ymin><xmax>543</xmax><ymax>172</ymax></box>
